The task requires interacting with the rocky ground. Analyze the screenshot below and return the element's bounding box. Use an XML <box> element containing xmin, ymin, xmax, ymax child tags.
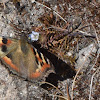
<box><xmin>0</xmin><ymin>0</ymin><xmax>100</xmax><ymax>100</ymax></box>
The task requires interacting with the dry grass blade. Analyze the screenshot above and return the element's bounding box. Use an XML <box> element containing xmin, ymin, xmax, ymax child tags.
<box><xmin>90</xmin><ymin>23</ymin><xmax>100</xmax><ymax>45</ymax></box>
<box><xmin>48</xmin><ymin>94</ymin><xmax>68</xmax><ymax>100</ymax></box>
<box><xmin>40</xmin><ymin>81</ymin><xmax>68</xmax><ymax>100</ymax></box>
<box><xmin>66</xmin><ymin>81</ymin><xmax>71</xmax><ymax>100</ymax></box>
<box><xmin>40</xmin><ymin>81</ymin><xmax>64</xmax><ymax>95</ymax></box>
<box><xmin>31</xmin><ymin>0</ymin><xmax>67</xmax><ymax>23</ymax></box>
<box><xmin>89</xmin><ymin>65</ymin><xmax>100</xmax><ymax>100</ymax></box>
<box><xmin>71</xmin><ymin>44</ymin><xmax>96</xmax><ymax>100</ymax></box>
<box><xmin>88</xmin><ymin>22</ymin><xmax>100</xmax><ymax>100</ymax></box>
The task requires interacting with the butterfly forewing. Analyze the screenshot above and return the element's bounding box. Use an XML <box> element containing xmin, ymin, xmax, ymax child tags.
<box><xmin>0</xmin><ymin>37</ymin><xmax>54</xmax><ymax>82</ymax></box>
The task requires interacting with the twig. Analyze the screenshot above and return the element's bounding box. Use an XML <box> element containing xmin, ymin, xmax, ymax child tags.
<box><xmin>40</xmin><ymin>81</ymin><xmax>64</xmax><ymax>95</ymax></box>
<box><xmin>90</xmin><ymin>23</ymin><xmax>100</xmax><ymax>46</ymax></box>
<box><xmin>87</xmin><ymin>48</ymin><xmax>100</xmax><ymax>74</ymax></box>
<box><xmin>40</xmin><ymin>81</ymin><xmax>68</xmax><ymax>100</ymax></box>
<box><xmin>89</xmin><ymin>66</ymin><xmax>100</xmax><ymax>100</ymax></box>
<box><xmin>66</xmin><ymin>81</ymin><xmax>71</xmax><ymax>100</ymax></box>
<box><xmin>71</xmin><ymin>44</ymin><xmax>95</xmax><ymax>100</ymax></box>
<box><xmin>31</xmin><ymin>0</ymin><xmax>67</xmax><ymax>23</ymax></box>
<box><xmin>88</xmin><ymin>23</ymin><xmax>100</xmax><ymax>100</ymax></box>
<box><xmin>49</xmin><ymin>94</ymin><xmax>68</xmax><ymax>100</ymax></box>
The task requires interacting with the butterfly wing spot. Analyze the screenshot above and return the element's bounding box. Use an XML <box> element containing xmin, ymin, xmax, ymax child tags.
<box><xmin>37</xmin><ymin>50</ymin><xmax>42</xmax><ymax>60</ymax></box>
<box><xmin>47</xmin><ymin>59</ymin><xmax>50</xmax><ymax>64</ymax></box>
<box><xmin>32</xmin><ymin>47</ymin><xmax>46</xmax><ymax>66</ymax></box>
<box><xmin>44</xmin><ymin>56</ymin><xmax>49</xmax><ymax>64</ymax></box>
<box><xmin>35</xmin><ymin>56</ymin><xmax>39</xmax><ymax>65</ymax></box>
<box><xmin>1</xmin><ymin>45</ymin><xmax>7</xmax><ymax>52</ymax></box>
<box><xmin>2</xmin><ymin>37</ymin><xmax>7</xmax><ymax>44</ymax></box>
<box><xmin>32</xmin><ymin>47</ymin><xmax>36</xmax><ymax>55</ymax></box>
<box><xmin>32</xmin><ymin>47</ymin><xmax>47</xmax><ymax>63</ymax></box>
<box><xmin>41</xmin><ymin>53</ymin><xmax>50</xmax><ymax>65</ymax></box>
<box><xmin>33</xmin><ymin>47</ymin><xmax>42</xmax><ymax>61</ymax></box>
<box><xmin>40</xmin><ymin>62</ymin><xmax>44</xmax><ymax>66</ymax></box>
<box><xmin>6</xmin><ymin>54</ymin><xmax>12</xmax><ymax>60</ymax></box>
<box><xmin>34</xmin><ymin>49</ymin><xmax>50</xmax><ymax>69</ymax></box>
<box><xmin>1</xmin><ymin>37</ymin><xmax>12</xmax><ymax>45</ymax></box>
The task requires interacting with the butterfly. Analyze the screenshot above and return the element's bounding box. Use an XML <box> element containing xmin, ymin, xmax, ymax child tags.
<box><xmin>0</xmin><ymin>36</ymin><xmax>76</xmax><ymax>89</ymax></box>
<box><xmin>0</xmin><ymin>36</ymin><xmax>55</xmax><ymax>83</ymax></box>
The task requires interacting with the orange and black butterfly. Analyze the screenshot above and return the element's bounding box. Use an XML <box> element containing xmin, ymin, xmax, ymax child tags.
<box><xmin>0</xmin><ymin>36</ymin><xmax>76</xmax><ymax>89</ymax></box>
